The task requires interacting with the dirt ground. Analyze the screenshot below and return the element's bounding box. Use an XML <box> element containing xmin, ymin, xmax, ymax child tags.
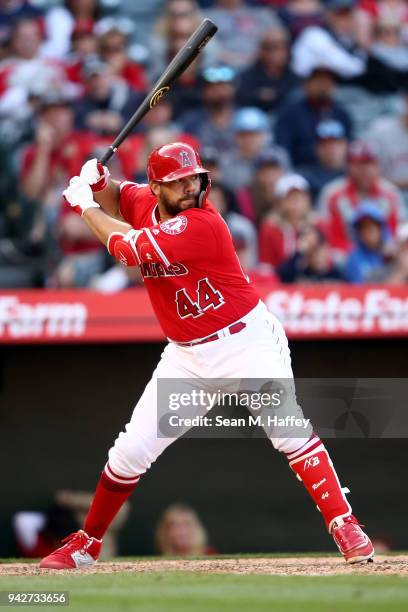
<box><xmin>1</xmin><ymin>555</ymin><xmax>408</xmax><ymax>577</ymax></box>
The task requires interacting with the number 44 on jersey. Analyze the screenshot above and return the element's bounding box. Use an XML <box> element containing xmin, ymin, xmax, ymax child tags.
<box><xmin>176</xmin><ymin>277</ymin><xmax>225</xmax><ymax>319</ymax></box>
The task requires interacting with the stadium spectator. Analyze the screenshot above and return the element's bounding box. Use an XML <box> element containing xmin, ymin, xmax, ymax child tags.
<box><xmin>96</xmin><ymin>18</ymin><xmax>148</xmax><ymax>93</ymax></box>
<box><xmin>0</xmin><ymin>18</ymin><xmax>69</xmax><ymax>107</ymax></box>
<box><xmin>354</xmin><ymin>14</ymin><xmax>408</xmax><ymax>92</ymax></box>
<box><xmin>210</xmin><ymin>182</ymin><xmax>258</xmax><ymax>270</ymax></box>
<box><xmin>278</xmin><ymin>0</ymin><xmax>325</xmax><ymax>40</ymax></box>
<box><xmin>296</xmin><ymin>119</ymin><xmax>348</xmax><ymax>200</ymax></box>
<box><xmin>355</xmin><ymin>0</ymin><xmax>408</xmax><ymax>49</ymax></box>
<box><xmin>0</xmin><ymin>0</ymin><xmax>42</xmax><ymax>57</ymax></box>
<box><xmin>370</xmin><ymin>16</ymin><xmax>408</xmax><ymax>73</ymax></box>
<box><xmin>259</xmin><ymin>173</ymin><xmax>317</xmax><ymax>270</ymax></box>
<box><xmin>155</xmin><ymin>504</ymin><xmax>214</xmax><ymax>556</ymax></box>
<box><xmin>318</xmin><ymin>141</ymin><xmax>405</xmax><ymax>257</ymax></box>
<box><xmin>277</xmin><ymin>223</ymin><xmax>343</xmax><ymax>283</ymax></box>
<box><xmin>21</xmin><ymin>93</ymin><xmax>87</xmax><ymax>206</ymax></box>
<box><xmin>367</xmin><ymin>91</ymin><xmax>408</xmax><ymax>206</ymax></box>
<box><xmin>236</xmin><ymin>145</ymin><xmax>289</xmax><ymax>224</ymax></box>
<box><xmin>180</xmin><ymin>65</ymin><xmax>237</xmax><ymax>154</ymax></box>
<box><xmin>73</xmin><ymin>56</ymin><xmax>143</xmax><ymax>135</ymax></box>
<box><xmin>41</xmin><ymin>0</ymin><xmax>100</xmax><ymax>60</ymax></box>
<box><xmin>274</xmin><ymin>65</ymin><xmax>353</xmax><ymax>166</ymax></box>
<box><xmin>206</xmin><ymin>0</ymin><xmax>282</xmax><ymax>70</ymax></box>
<box><xmin>236</xmin><ymin>25</ymin><xmax>299</xmax><ymax>114</ymax></box>
<box><xmin>64</xmin><ymin>21</ymin><xmax>98</xmax><ymax>89</ymax></box>
<box><xmin>150</xmin><ymin>0</ymin><xmax>218</xmax><ymax>82</ymax></box>
<box><xmin>343</xmin><ymin>202</ymin><xmax>391</xmax><ymax>283</ymax></box>
<box><xmin>221</xmin><ymin>107</ymin><xmax>271</xmax><ymax>190</ymax></box>
<box><xmin>292</xmin><ymin>0</ymin><xmax>366</xmax><ymax>79</ymax></box>
<box><xmin>386</xmin><ymin>222</ymin><xmax>408</xmax><ymax>284</ymax></box>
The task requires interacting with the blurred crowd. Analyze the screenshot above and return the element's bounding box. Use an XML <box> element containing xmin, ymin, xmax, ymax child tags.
<box><xmin>0</xmin><ymin>0</ymin><xmax>408</xmax><ymax>289</ymax></box>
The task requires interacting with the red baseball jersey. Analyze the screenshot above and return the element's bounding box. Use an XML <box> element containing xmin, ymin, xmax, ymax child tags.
<box><xmin>119</xmin><ymin>182</ymin><xmax>260</xmax><ymax>342</ymax></box>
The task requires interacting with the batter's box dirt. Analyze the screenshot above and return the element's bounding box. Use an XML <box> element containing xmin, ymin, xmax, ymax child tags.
<box><xmin>1</xmin><ymin>555</ymin><xmax>408</xmax><ymax>577</ymax></box>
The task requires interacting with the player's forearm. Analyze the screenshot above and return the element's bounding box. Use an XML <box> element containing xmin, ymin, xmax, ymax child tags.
<box><xmin>92</xmin><ymin>179</ymin><xmax>122</xmax><ymax>218</ymax></box>
<box><xmin>82</xmin><ymin>207</ymin><xmax>132</xmax><ymax>246</ymax></box>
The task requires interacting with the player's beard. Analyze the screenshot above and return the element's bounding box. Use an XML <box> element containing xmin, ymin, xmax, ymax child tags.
<box><xmin>160</xmin><ymin>193</ymin><xmax>200</xmax><ymax>216</ymax></box>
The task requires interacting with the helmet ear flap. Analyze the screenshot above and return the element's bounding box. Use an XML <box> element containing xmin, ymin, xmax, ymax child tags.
<box><xmin>198</xmin><ymin>174</ymin><xmax>211</xmax><ymax>207</ymax></box>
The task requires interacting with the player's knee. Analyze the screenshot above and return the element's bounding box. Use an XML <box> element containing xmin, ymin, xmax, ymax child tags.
<box><xmin>108</xmin><ymin>432</ymin><xmax>155</xmax><ymax>478</ymax></box>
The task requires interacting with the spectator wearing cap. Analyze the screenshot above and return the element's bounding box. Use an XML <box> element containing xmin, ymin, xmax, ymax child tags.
<box><xmin>367</xmin><ymin>91</ymin><xmax>408</xmax><ymax>205</ymax></box>
<box><xmin>275</xmin><ymin>65</ymin><xmax>352</xmax><ymax>166</ymax></box>
<box><xmin>296</xmin><ymin>119</ymin><xmax>347</xmax><ymax>200</ymax></box>
<box><xmin>96</xmin><ymin>19</ymin><xmax>148</xmax><ymax>93</ymax></box>
<box><xmin>386</xmin><ymin>222</ymin><xmax>408</xmax><ymax>284</ymax></box>
<box><xmin>179</xmin><ymin>66</ymin><xmax>237</xmax><ymax>154</ymax></box>
<box><xmin>220</xmin><ymin>107</ymin><xmax>271</xmax><ymax>190</ymax></box>
<box><xmin>236</xmin><ymin>145</ymin><xmax>289</xmax><ymax>224</ymax></box>
<box><xmin>73</xmin><ymin>56</ymin><xmax>143</xmax><ymax>135</ymax></box>
<box><xmin>236</xmin><ymin>25</ymin><xmax>299</xmax><ymax>114</ymax></box>
<box><xmin>206</xmin><ymin>0</ymin><xmax>283</xmax><ymax>70</ymax></box>
<box><xmin>277</xmin><ymin>224</ymin><xmax>343</xmax><ymax>283</ymax></box>
<box><xmin>318</xmin><ymin>141</ymin><xmax>405</xmax><ymax>257</ymax></box>
<box><xmin>343</xmin><ymin>201</ymin><xmax>391</xmax><ymax>283</ymax></box>
<box><xmin>292</xmin><ymin>0</ymin><xmax>367</xmax><ymax>79</ymax></box>
<box><xmin>259</xmin><ymin>173</ymin><xmax>318</xmax><ymax>269</ymax></box>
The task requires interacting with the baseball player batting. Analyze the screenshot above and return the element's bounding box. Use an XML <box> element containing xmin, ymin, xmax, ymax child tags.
<box><xmin>40</xmin><ymin>143</ymin><xmax>374</xmax><ymax>569</ymax></box>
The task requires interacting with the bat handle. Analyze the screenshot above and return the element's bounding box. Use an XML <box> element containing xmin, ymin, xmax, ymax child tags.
<box><xmin>98</xmin><ymin>145</ymin><xmax>117</xmax><ymax>166</ymax></box>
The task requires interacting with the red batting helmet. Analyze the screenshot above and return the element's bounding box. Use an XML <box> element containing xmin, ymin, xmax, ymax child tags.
<box><xmin>147</xmin><ymin>142</ymin><xmax>211</xmax><ymax>206</ymax></box>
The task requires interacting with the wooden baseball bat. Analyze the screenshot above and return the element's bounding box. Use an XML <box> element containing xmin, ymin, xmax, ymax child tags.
<box><xmin>98</xmin><ymin>18</ymin><xmax>218</xmax><ymax>166</ymax></box>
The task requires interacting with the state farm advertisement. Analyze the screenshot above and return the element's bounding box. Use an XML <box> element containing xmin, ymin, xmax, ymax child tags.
<box><xmin>0</xmin><ymin>285</ymin><xmax>407</xmax><ymax>343</ymax></box>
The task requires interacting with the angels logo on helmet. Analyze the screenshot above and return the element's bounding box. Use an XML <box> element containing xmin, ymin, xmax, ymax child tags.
<box><xmin>160</xmin><ymin>216</ymin><xmax>188</xmax><ymax>235</ymax></box>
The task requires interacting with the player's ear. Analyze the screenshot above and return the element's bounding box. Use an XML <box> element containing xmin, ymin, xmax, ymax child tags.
<box><xmin>150</xmin><ymin>181</ymin><xmax>160</xmax><ymax>197</ymax></box>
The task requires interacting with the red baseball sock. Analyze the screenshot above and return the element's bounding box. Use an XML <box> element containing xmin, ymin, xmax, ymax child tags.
<box><xmin>285</xmin><ymin>434</ymin><xmax>352</xmax><ymax>532</ymax></box>
<box><xmin>83</xmin><ymin>463</ymin><xmax>140</xmax><ymax>540</ymax></box>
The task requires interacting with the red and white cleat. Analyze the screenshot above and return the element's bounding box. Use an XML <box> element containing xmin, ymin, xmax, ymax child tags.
<box><xmin>331</xmin><ymin>515</ymin><xmax>374</xmax><ymax>564</ymax></box>
<box><xmin>40</xmin><ymin>530</ymin><xmax>102</xmax><ymax>570</ymax></box>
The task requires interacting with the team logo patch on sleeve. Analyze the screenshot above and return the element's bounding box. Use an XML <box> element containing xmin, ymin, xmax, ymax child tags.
<box><xmin>159</xmin><ymin>216</ymin><xmax>188</xmax><ymax>235</ymax></box>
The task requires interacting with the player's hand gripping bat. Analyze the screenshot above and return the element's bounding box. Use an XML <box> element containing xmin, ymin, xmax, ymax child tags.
<box><xmin>98</xmin><ymin>18</ymin><xmax>218</xmax><ymax>166</ymax></box>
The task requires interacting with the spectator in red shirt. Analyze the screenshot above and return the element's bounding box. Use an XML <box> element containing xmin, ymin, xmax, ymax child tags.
<box><xmin>259</xmin><ymin>173</ymin><xmax>317</xmax><ymax>270</ymax></box>
<box><xmin>0</xmin><ymin>18</ymin><xmax>67</xmax><ymax>102</ymax></box>
<box><xmin>318</xmin><ymin>140</ymin><xmax>405</xmax><ymax>258</ymax></box>
<box><xmin>64</xmin><ymin>22</ymin><xmax>98</xmax><ymax>88</ymax></box>
<box><xmin>96</xmin><ymin>20</ymin><xmax>147</xmax><ymax>93</ymax></box>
